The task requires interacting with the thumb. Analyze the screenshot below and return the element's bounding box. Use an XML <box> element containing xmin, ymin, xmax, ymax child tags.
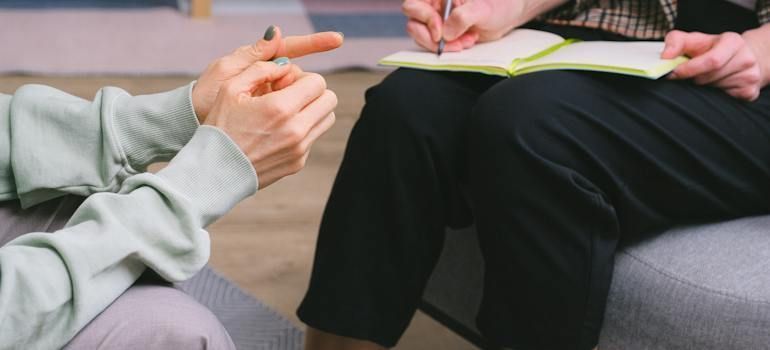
<box><xmin>442</xmin><ymin>1</ymin><xmax>490</xmax><ymax>41</ymax></box>
<box><xmin>661</xmin><ymin>30</ymin><xmax>687</xmax><ymax>59</ymax></box>
<box><xmin>232</xmin><ymin>25</ymin><xmax>285</xmax><ymax>67</ymax></box>
<box><xmin>662</xmin><ymin>30</ymin><xmax>716</xmax><ymax>59</ymax></box>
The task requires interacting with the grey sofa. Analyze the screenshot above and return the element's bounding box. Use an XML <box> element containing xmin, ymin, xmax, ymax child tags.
<box><xmin>421</xmin><ymin>216</ymin><xmax>770</xmax><ymax>349</ymax></box>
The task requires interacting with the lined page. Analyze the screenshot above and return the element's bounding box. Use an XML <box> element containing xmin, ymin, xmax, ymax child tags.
<box><xmin>516</xmin><ymin>41</ymin><xmax>677</xmax><ymax>75</ymax></box>
<box><xmin>380</xmin><ymin>29</ymin><xmax>565</xmax><ymax>70</ymax></box>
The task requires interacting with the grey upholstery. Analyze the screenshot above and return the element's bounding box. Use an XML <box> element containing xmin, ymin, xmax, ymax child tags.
<box><xmin>421</xmin><ymin>216</ymin><xmax>770</xmax><ymax>350</ymax></box>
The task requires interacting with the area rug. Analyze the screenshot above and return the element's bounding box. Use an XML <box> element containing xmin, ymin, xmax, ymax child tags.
<box><xmin>179</xmin><ymin>267</ymin><xmax>304</xmax><ymax>350</ymax></box>
<box><xmin>0</xmin><ymin>0</ymin><xmax>416</xmax><ymax>75</ymax></box>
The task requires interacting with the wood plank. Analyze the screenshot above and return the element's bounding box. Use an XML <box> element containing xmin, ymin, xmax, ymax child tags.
<box><xmin>191</xmin><ymin>0</ymin><xmax>212</xmax><ymax>19</ymax></box>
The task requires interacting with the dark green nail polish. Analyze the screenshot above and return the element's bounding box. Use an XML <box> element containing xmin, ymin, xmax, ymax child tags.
<box><xmin>263</xmin><ymin>25</ymin><xmax>276</xmax><ymax>41</ymax></box>
<box><xmin>273</xmin><ymin>57</ymin><xmax>290</xmax><ymax>66</ymax></box>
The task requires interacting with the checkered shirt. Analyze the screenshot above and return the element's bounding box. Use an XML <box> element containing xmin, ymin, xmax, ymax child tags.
<box><xmin>541</xmin><ymin>0</ymin><xmax>770</xmax><ymax>39</ymax></box>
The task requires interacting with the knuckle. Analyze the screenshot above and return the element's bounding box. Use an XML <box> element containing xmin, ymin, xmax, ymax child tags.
<box><xmin>265</xmin><ymin>100</ymin><xmax>291</xmax><ymax>119</ymax></box>
<box><xmin>284</xmin><ymin>125</ymin><xmax>305</xmax><ymax>145</ymax></box>
<box><xmin>736</xmin><ymin>88</ymin><xmax>754</xmax><ymax>100</ymax></box>
<box><xmin>306</xmin><ymin>72</ymin><xmax>327</xmax><ymax>90</ymax></box>
<box><xmin>291</xmin><ymin>143</ymin><xmax>307</xmax><ymax>158</ymax></box>
<box><xmin>454</xmin><ymin>10</ymin><xmax>471</xmax><ymax>26</ymax></box>
<box><xmin>221</xmin><ymin>81</ymin><xmax>239</xmax><ymax>96</ymax></box>
<box><xmin>211</xmin><ymin>58</ymin><xmax>230</xmax><ymax>72</ymax></box>
<box><xmin>289</xmin><ymin>158</ymin><xmax>306</xmax><ymax>174</ymax></box>
<box><xmin>326</xmin><ymin>89</ymin><xmax>339</xmax><ymax>106</ymax></box>
<box><xmin>722</xmin><ymin>32</ymin><xmax>742</xmax><ymax>42</ymax></box>
<box><xmin>666</xmin><ymin>30</ymin><xmax>683</xmax><ymax>41</ymax></box>
<box><xmin>401</xmin><ymin>1</ymin><xmax>410</xmax><ymax>13</ymax></box>
<box><xmin>704</xmin><ymin>55</ymin><xmax>723</xmax><ymax>69</ymax></box>
<box><xmin>750</xmin><ymin>87</ymin><xmax>760</xmax><ymax>98</ymax></box>
<box><xmin>747</xmin><ymin>69</ymin><xmax>762</xmax><ymax>84</ymax></box>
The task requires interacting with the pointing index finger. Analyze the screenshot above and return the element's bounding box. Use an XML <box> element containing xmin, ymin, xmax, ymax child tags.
<box><xmin>276</xmin><ymin>32</ymin><xmax>345</xmax><ymax>59</ymax></box>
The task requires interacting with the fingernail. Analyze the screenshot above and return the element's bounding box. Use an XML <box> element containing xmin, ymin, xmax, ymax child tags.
<box><xmin>263</xmin><ymin>25</ymin><xmax>276</xmax><ymax>41</ymax></box>
<box><xmin>336</xmin><ymin>31</ymin><xmax>345</xmax><ymax>40</ymax></box>
<box><xmin>273</xmin><ymin>57</ymin><xmax>290</xmax><ymax>66</ymax></box>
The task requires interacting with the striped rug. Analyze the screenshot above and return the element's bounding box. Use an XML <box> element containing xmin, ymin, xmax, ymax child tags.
<box><xmin>0</xmin><ymin>0</ymin><xmax>415</xmax><ymax>75</ymax></box>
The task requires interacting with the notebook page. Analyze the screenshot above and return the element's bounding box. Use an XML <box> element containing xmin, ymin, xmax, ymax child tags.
<box><xmin>517</xmin><ymin>41</ymin><xmax>675</xmax><ymax>74</ymax></box>
<box><xmin>380</xmin><ymin>29</ymin><xmax>565</xmax><ymax>70</ymax></box>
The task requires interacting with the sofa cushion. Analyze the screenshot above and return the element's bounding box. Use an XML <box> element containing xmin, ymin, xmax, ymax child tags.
<box><xmin>599</xmin><ymin>215</ymin><xmax>770</xmax><ymax>349</ymax></box>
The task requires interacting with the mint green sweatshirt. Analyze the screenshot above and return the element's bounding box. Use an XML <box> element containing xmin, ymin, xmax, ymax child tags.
<box><xmin>0</xmin><ymin>82</ymin><xmax>258</xmax><ymax>349</ymax></box>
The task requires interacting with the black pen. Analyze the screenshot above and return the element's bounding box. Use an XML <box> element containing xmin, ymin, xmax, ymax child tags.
<box><xmin>437</xmin><ymin>0</ymin><xmax>453</xmax><ymax>56</ymax></box>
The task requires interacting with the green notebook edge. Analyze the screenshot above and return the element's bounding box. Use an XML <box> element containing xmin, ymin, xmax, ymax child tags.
<box><xmin>379</xmin><ymin>38</ymin><xmax>688</xmax><ymax>80</ymax></box>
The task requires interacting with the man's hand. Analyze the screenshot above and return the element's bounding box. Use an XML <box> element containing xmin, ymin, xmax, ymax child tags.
<box><xmin>204</xmin><ymin>62</ymin><xmax>337</xmax><ymax>189</ymax></box>
<box><xmin>662</xmin><ymin>30</ymin><xmax>767</xmax><ymax>101</ymax></box>
<box><xmin>193</xmin><ymin>26</ymin><xmax>343</xmax><ymax>121</ymax></box>
<box><xmin>402</xmin><ymin>0</ymin><xmax>566</xmax><ymax>52</ymax></box>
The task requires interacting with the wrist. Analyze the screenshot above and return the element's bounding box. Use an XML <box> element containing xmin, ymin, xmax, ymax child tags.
<box><xmin>191</xmin><ymin>81</ymin><xmax>208</xmax><ymax>123</ymax></box>
<box><xmin>112</xmin><ymin>82</ymin><xmax>200</xmax><ymax>171</ymax></box>
<box><xmin>155</xmin><ymin>125</ymin><xmax>257</xmax><ymax>226</ymax></box>
<box><xmin>516</xmin><ymin>0</ymin><xmax>570</xmax><ymax>24</ymax></box>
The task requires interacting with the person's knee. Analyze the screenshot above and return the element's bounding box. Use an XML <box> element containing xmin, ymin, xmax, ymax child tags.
<box><xmin>469</xmin><ymin>71</ymin><xmax>591</xmax><ymax>159</ymax></box>
<box><xmin>65</xmin><ymin>285</ymin><xmax>234</xmax><ymax>350</ymax></box>
<box><xmin>361</xmin><ymin>68</ymin><xmax>458</xmax><ymax>139</ymax></box>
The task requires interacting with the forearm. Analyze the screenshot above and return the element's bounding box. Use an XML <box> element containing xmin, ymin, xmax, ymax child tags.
<box><xmin>743</xmin><ymin>23</ymin><xmax>770</xmax><ymax>87</ymax></box>
<box><xmin>5</xmin><ymin>83</ymin><xmax>199</xmax><ymax>207</ymax></box>
<box><xmin>0</xmin><ymin>126</ymin><xmax>255</xmax><ymax>349</ymax></box>
<box><xmin>516</xmin><ymin>0</ymin><xmax>571</xmax><ymax>25</ymax></box>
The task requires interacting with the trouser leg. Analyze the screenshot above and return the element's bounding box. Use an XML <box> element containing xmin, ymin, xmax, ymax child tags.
<box><xmin>65</xmin><ymin>280</ymin><xmax>235</xmax><ymax>350</ymax></box>
<box><xmin>1</xmin><ymin>196</ymin><xmax>234</xmax><ymax>350</ymax></box>
<box><xmin>0</xmin><ymin>195</ymin><xmax>84</xmax><ymax>246</ymax></box>
<box><xmin>297</xmin><ymin>68</ymin><xmax>500</xmax><ymax>347</ymax></box>
<box><xmin>467</xmin><ymin>70</ymin><xmax>770</xmax><ymax>349</ymax></box>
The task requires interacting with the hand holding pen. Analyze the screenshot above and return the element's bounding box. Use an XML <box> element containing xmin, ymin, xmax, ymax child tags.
<box><xmin>402</xmin><ymin>0</ymin><xmax>525</xmax><ymax>54</ymax></box>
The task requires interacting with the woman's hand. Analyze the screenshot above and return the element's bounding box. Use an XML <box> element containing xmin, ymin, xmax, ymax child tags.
<box><xmin>204</xmin><ymin>62</ymin><xmax>337</xmax><ymax>189</ymax></box>
<box><xmin>193</xmin><ymin>26</ymin><xmax>343</xmax><ymax>121</ymax></box>
<box><xmin>402</xmin><ymin>0</ymin><xmax>565</xmax><ymax>53</ymax></box>
<box><xmin>662</xmin><ymin>30</ymin><xmax>768</xmax><ymax>101</ymax></box>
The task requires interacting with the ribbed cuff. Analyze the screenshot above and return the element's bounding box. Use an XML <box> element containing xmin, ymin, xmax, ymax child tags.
<box><xmin>112</xmin><ymin>82</ymin><xmax>200</xmax><ymax>171</ymax></box>
<box><xmin>156</xmin><ymin>126</ymin><xmax>257</xmax><ymax>226</ymax></box>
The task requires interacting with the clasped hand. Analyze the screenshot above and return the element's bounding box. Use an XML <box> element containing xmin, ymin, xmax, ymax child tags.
<box><xmin>192</xmin><ymin>26</ymin><xmax>343</xmax><ymax>188</ymax></box>
<box><xmin>402</xmin><ymin>0</ymin><xmax>525</xmax><ymax>52</ymax></box>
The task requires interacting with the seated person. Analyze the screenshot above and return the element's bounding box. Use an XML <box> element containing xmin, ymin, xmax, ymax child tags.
<box><xmin>0</xmin><ymin>26</ymin><xmax>342</xmax><ymax>349</ymax></box>
<box><xmin>297</xmin><ymin>0</ymin><xmax>770</xmax><ymax>349</ymax></box>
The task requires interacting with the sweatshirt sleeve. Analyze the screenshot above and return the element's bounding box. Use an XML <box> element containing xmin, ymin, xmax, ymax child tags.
<box><xmin>2</xmin><ymin>82</ymin><xmax>200</xmax><ymax>207</ymax></box>
<box><xmin>0</xmin><ymin>126</ymin><xmax>257</xmax><ymax>349</ymax></box>
<box><xmin>0</xmin><ymin>94</ymin><xmax>13</xmax><ymax>200</ymax></box>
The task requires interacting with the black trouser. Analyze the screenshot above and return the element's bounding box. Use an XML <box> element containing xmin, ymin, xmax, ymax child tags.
<box><xmin>298</xmin><ymin>26</ymin><xmax>770</xmax><ymax>349</ymax></box>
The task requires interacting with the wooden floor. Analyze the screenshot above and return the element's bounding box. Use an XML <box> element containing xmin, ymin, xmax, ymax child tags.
<box><xmin>0</xmin><ymin>72</ymin><xmax>477</xmax><ymax>350</ymax></box>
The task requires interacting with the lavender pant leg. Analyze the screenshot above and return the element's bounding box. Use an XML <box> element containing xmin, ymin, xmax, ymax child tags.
<box><xmin>0</xmin><ymin>197</ymin><xmax>235</xmax><ymax>350</ymax></box>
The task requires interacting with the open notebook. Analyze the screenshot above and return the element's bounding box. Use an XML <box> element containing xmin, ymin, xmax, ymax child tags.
<box><xmin>380</xmin><ymin>29</ymin><xmax>689</xmax><ymax>79</ymax></box>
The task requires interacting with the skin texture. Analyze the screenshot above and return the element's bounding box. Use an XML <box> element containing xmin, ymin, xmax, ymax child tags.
<box><xmin>192</xmin><ymin>26</ymin><xmax>344</xmax><ymax>121</ymax></box>
<box><xmin>203</xmin><ymin>63</ymin><xmax>337</xmax><ymax>189</ymax></box>
<box><xmin>194</xmin><ymin>25</ymin><xmax>342</xmax><ymax>189</ymax></box>
<box><xmin>401</xmin><ymin>0</ymin><xmax>567</xmax><ymax>52</ymax></box>
<box><xmin>662</xmin><ymin>23</ymin><xmax>770</xmax><ymax>101</ymax></box>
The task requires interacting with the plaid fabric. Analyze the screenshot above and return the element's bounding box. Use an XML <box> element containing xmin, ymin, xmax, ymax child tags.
<box><xmin>542</xmin><ymin>0</ymin><xmax>770</xmax><ymax>39</ymax></box>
